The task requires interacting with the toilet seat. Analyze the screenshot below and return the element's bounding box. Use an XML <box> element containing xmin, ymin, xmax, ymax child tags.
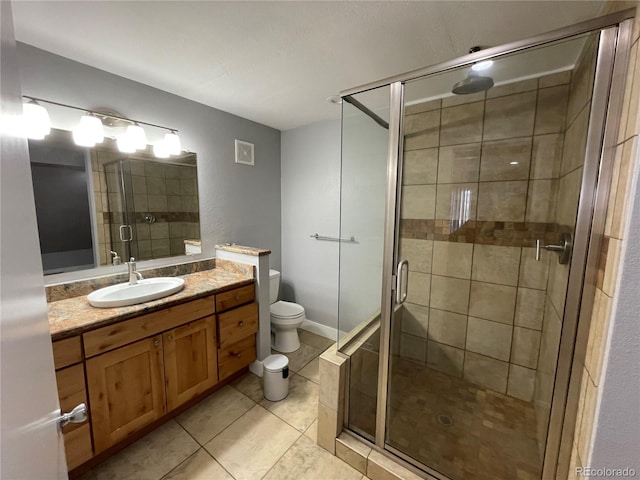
<box><xmin>270</xmin><ymin>300</ymin><xmax>305</xmax><ymax>319</ymax></box>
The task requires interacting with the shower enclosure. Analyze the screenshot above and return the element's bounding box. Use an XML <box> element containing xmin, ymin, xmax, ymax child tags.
<box><xmin>337</xmin><ymin>10</ymin><xmax>633</xmax><ymax>480</ymax></box>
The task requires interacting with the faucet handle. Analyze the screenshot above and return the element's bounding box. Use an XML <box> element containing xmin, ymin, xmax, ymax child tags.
<box><xmin>129</xmin><ymin>257</ymin><xmax>136</xmax><ymax>263</ymax></box>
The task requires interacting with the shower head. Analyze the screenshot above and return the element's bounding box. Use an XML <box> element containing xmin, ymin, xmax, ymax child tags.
<box><xmin>452</xmin><ymin>71</ymin><xmax>494</xmax><ymax>95</ymax></box>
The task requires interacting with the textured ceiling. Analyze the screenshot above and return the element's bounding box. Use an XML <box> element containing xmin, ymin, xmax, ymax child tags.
<box><xmin>12</xmin><ymin>1</ymin><xmax>605</xmax><ymax>131</ymax></box>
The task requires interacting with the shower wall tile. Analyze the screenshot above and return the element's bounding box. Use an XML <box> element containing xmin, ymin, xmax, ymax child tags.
<box><xmin>531</xmin><ymin>134</ymin><xmax>564</xmax><ymax>179</ymax></box>
<box><xmin>431</xmin><ymin>241</ymin><xmax>473</xmax><ymax>279</ymax></box>
<box><xmin>526</xmin><ymin>179</ymin><xmax>558</xmax><ymax>223</ymax></box>
<box><xmin>547</xmin><ymin>260</ymin><xmax>569</xmax><ymax>317</ymax></box>
<box><xmin>430</xmin><ymin>275</ymin><xmax>470</xmax><ymax>314</ymax></box>
<box><xmin>556</xmin><ymin>167</ymin><xmax>583</xmax><ymax>228</ymax></box>
<box><xmin>466</xmin><ymin>317</ymin><xmax>513</xmax><ymax>361</ymax></box>
<box><xmin>131</xmin><ymin>175</ymin><xmax>146</xmax><ymax>194</ymax></box>
<box><xmin>150</xmin><ymin>222</ymin><xmax>170</xmax><ymax>239</ymax></box>
<box><xmin>507</xmin><ymin>364</ymin><xmax>536</xmax><ymax>402</ymax></box>
<box><xmin>148</xmin><ymin>194</ymin><xmax>168</xmax><ymax>211</ymax></box>
<box><xmin>136</xmin><ymin>224</ymin><xmax>151</xmax><ymax>241</ymax></box>
<box><xmin>476</xmin><ymin>180</ymin><xmax>528</xmax><ymax>222</ymax></box>
<box><xmin>511</xmin><ymin>327</ymin><xmax>541</xmax><ymax>369</ymax></box>
<box><xmin>166</xmin><ymin>178</ymin><xmax>180</xmax><ymax>195</ymax></box>
<box><xmin>400</xmin><ymin>238</ymin><xmax>433</xmax><ymax>273</ymax></box>
<box><xmin>479</xmin><ymin>137</ymin><xmax>532</xmax><ymax>181</ymax></box>
<box><xmin>406</xmin><ymin>271</ymin><xmax>431</xmax><ymax>307</ymax></box>
<box><xmin>405</xmin><ymin>98</ymin><xmax>441</xmax><ymax>115</ymax></box>
<box><xmin>566</xmin><ymin>36</ymin><xmax>597</xmax><ymax>128</ymax></box>
<box><xmin>468</xmin><ymin>281</ymin><xmax>517</xmax><ymax>325</ymax></box>
<box><xmin>538</xmin><ymin>301</ymin><xmax>562</xmax><ymax>376</ymax></box>
<box><xmin>483</xmin><ymin>91</ymin><xmax>537</xmax><ymax>141</ymax></box>
<box><xmin>519</xmin><ymin>248</ymin><xmax>550</xmax><ymax>290</ymax></box>
<box><xmin>471</xmin><ymin>244</ymin><xmax>521</xmax><ymax>286</ymax></box>
<box><xmin>441</xmin><ymin>90</ymin><xmax>485</xmax><ymax>107</ymax></box>
<box><xmin>146</xmin><ymin>176</ymin><xmax>167</xmax><ymax>195</ymax></box>
<box><xmin>404</xmin><ymin>109</ymin><xmax>440</xmax><ymax>150</ymax></box>
<box><xmin>437</xmin><ymin>143</ymin><xmax>481</xmax><ymax>183</ymax></box>
<box><xmin>168</xmin><ymin>195</ymin><xmax>182</xmax><ymax>212</ymax></box>
<box><xmin>514</xmin><ymin>288</ymin><xmax>545</xmax><ymax>330</ymax></box>
<box><xmin>538</xmin><ymin>70</ymin><xmax>571</xmax><ymax>89</ymax></box>
<box><xmin>402</xmin><ymin>148</ymin><xmax>438</xmax><ymax>185</ymax></box>
<box><xmin>561</xmin><ymin>104</ymin><xmax>590</xmax><ymax>176</ymax></box>
<box><xmin>400</xmin><ymin>333</ymin><xmax>426</xmax><ymax>364</ymax></box>
<box><xmin>401</xmin><ymin>302</ymin><xmax>430</xmax><ymax>338</ymax></box>
<box><xmin>426</xmin><ymin>341</ymin><xmax>464</xmax><ymax>377</ymax></box>
<box><xmin>170</xmin><ymin>238</ymin><xmax>185</xmax><ymax>256</ymax></box>
<box><xmin>401</xmin><ymin>185</ymin><xmax>436</xmax><ymax>219</ymax></box>
<box><xmin>439</xmin><ymin>101</ymin><xmax>484</xmax><ymax>146</ymax></box>
<box><xmin>486</xmin><ymin>78</ymin><xmax>538</xmax><ymax>99</ymax></box>
<box><xmin>152</xmin><ymin>238</ymin><xmax>171</xmax><ymax>257</ymax></box>
<box><xmin>463</xmin><ymin>352</ymin><xmax>509</xmax><ymax>393</ymax></box>
<box><xmin>435</xmin><ymin>183</ymin><xmax>478</xmax><ymax>220</ymax></box>
<box><xmin>428</xmin><ymin>308</ymin><xmax>467</xmax><ymax>349</ymax></box>
<box><xmin>134</xmin><ymin>194</ymin><xmax>148</xmax><ymax>212</ymax></box>
<box><xmin>534</xmin><ymin>85</ymin><xmax>570</xmax><ymax>135</ymax></box>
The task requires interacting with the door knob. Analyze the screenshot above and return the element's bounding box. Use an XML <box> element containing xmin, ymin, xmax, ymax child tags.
<box><xmin>536</xmin><ymin>232</ymin><xmax>573</xmax><ymax>265</ymax></box>
<box><xmin>58</xmin><ymin>403</ymin><xmax>87</xmax><ymax>431</ymax></box>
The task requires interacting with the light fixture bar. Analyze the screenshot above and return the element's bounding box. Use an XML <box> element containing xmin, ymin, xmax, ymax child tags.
<box><xmin>21</xmin><ymin>95</ymin><xmax>179</xmax><ymax>133</ymax></box>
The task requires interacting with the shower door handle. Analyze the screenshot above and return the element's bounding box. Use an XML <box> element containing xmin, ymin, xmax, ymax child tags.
<box><xmin>395</xmin><ymin>259</ymin><xmax>409</xmax><ymax>304</ymax></box>
<box><xmin>119</xmin><ymin>224</ymin><xmax>133</xmax><ymax>242</ymax></box>
<box><xmin>536</xmin><ymin>232</ymin><xmax>573</xmax><ymax>265</ymax></box>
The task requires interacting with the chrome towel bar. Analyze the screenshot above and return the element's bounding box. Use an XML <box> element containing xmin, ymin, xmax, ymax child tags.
<box><xmin>310</xmin><ymin>233</ymin><xmax>357</xmax><ymax>243</ymax></box>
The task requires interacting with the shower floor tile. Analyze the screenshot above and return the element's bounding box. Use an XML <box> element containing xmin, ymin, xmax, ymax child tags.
<box><xmin>385</xmin><ymin>357</ymin><xmax>541</xmax><ymax>480</ymax></box>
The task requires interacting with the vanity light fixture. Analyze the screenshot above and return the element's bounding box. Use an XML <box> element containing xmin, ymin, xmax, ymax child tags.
<box><xmin>20</xmin><ymin>95</ymin><xmax>182</xmax><ymax>158</ymax></box>
<box><xmin>72</xmin><ymin>114</ymin><xmax>104</xmax><ymax>147</ymax></box>
<box><xmin>22</xmin><ymin>99</ymin><xmax>51</xmax><ymax>139</ymax></box>
<box><xmin>164</xmin><ymin>131</ymin><xmax>181</xmax><ymax>156</ymax></box>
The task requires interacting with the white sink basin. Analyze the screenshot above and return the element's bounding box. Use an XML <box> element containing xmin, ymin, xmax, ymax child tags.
<box><xmin>87</xmin><ymin>277</ymin><xmax>185</xmax><ymax>308</ymax></box>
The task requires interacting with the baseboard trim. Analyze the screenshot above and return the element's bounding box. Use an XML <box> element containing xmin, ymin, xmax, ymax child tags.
<box><xmin>301</xmin><ymin>318</ymin><xmax>338</xmax><ymax>342</ymax></box>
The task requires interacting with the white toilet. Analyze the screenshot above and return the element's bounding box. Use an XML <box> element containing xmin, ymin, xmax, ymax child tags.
<box><xmin>269</xmin><ymin>269</ymin><xmax>305</xmax><ymax>353</ymax></box>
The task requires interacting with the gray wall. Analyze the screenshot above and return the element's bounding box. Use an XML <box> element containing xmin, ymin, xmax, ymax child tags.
<box><xmin>17</xmin><ymin>43</ymin><xmax>282</xmax><ymax>270</ymax></box>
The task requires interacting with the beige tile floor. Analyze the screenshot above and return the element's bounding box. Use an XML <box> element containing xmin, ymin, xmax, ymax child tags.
<box><xmin>80</xmin><ymin>330</ymin><xmax>367</xmax><ymax>480</ymax></box>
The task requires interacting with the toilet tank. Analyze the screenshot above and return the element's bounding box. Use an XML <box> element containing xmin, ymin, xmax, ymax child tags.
<box><xmin>268</xmin><ymin>269</ymin><xmax>280</xmax><ymax>304</ymax></box>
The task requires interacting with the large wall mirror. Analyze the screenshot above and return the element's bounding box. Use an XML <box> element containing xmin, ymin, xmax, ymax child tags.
<box><xmin>29</xmin><ymin>129</ymin><xmax>201</xmax><ymax>275</ymax></box>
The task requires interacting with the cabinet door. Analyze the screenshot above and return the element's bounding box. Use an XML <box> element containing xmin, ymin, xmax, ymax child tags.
<box><xmin>164</xmin><ymin>316</ymin><xmax>218</xmax><ymax>411</ymax></box>
<box><xmin>86</xmin><ymin>335</ymin><xmax>166</xmax><ymax>454</ymax></box>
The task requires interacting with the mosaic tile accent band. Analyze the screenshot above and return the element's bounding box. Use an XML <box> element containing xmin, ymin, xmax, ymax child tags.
<box><xmin>103</xmin><ymin>211</ymin><xmax>200</xmax><ymax>224</ymax></box>
<box><xmin>400</xmin><ymin>219</ymin><xmax>569</xmax><ymax>246</ymax></box>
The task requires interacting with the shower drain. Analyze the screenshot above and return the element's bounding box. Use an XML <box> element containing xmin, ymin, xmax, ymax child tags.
<box><xmin>436</xmin><ymin>414</ymin><xmax>454</xmax><ymax>426</ymax></box>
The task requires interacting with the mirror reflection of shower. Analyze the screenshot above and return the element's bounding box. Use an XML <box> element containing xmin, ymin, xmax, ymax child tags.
<box><xmin>450</xmin><ymin>187</ymin><xmax>472</xmax><ymax>232</ymax></box>
<box><xmin>451</xmin><ymin>46</ymin><xmax>495</xmax><ymax>95</ymax></box>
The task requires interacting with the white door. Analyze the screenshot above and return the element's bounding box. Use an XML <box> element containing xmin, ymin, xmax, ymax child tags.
<box><xmin>0</xmin><ymin>2</ymin><xmax>68</xmax><ymax>478</ymax></box>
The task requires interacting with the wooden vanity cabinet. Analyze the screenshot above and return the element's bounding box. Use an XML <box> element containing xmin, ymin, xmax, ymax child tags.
<box><xmin>52</xmin><ymin>336</ymin><xmax>93</xmax><ymax>470</ymax></box>
<box><xmin>52</xmin><ymin>283</ymin><xmax>257</xmax><ymax>468</ymax></box>
<box><xmin>86</xmin><ymin>335</ymin><xmax>166</xmax><ymax>454</ymax></box>
<box><xmin>164</xmin><ymin>315</ymin><xmax>218</xmax><ymax>411</ymax></box>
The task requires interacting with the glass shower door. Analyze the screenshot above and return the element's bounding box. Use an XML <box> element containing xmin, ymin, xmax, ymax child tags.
<box><xmin>385</xmin><ymin>31</ymin><xmax>603</xmax><ymax>480</ymax></box>
<box><xmin>339</xmin><ymin>85</ymin><xmax>390</xmax><ymax>441</ymax></box>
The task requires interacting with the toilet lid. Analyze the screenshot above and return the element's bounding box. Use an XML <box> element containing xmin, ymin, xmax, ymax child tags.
<box><xmin>271</xmin><ymin>300</ymin><xmax>305</xmax><ymax>318</ymax></box>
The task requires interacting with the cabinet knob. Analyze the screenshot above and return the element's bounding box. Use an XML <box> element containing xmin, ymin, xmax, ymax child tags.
<box><xmin>235</xmin><ymin>295</ymin><xmax>240</xmax><ymax>301</ymax></box>
<box><xmin>230</xmin><ymin>351</ymin><xmax>241</xmax><ymax>358</ymax></box>
<box><xmin>239</xmin><ymin>321</ymin><xmax>244</xmax><ymax>327</ymax></box>
<box><xmin>154</xmin><ymin>340</ymin><xmax>160</xmax><ymax>347</ymax></box>
<box><xmin>168</xmin><ymin>335</ymin><xmax>173</xmax><ymax>341</ymax></box>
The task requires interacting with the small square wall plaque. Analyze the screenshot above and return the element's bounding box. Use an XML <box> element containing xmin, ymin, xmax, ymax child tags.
<box><xmin>235</xmin><ymin>139</ymin><xmax>255</xmax><ymax>166</ymax></box>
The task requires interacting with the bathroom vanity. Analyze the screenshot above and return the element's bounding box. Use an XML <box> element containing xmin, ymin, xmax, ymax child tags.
<box><xmin>48</xmin><ymin>267</ymin><xmax>258</xmax><ymax>474</ymax></box>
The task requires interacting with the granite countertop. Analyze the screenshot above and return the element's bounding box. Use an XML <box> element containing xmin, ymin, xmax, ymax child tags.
<box><xmin>48</xmin><ymin>268</ymin><xmax>254</xmax><ymax>341</ymax></box>
<box><xmin>215</xmin><ymin>244</ymin><xmax>271</xmax><ymax>256</ymax></box>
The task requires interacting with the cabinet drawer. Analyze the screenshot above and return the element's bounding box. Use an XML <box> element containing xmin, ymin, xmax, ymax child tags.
<box><xmin>64</xmin><ymin>423</ymin><xmax>93</xmax><ymax>471</ymax></box>
<box><xmin>56</xmin><ymin>364</ymin><xmax>88</xmax><ymax>435</ymax></box>
<box><xmin>218</xmin><ymin>302</ymin><xmax>258</xmax><ymax>348</ymax></box>
<box><xmin>84</xmin><ymin>296</ymin><xmax>214</xmax><ymax>358</ymax></box>
<box><xmin>215</xmin><ymin>284</ymin><xmax>255</xmax><ymax>312</ymax></box>
<box><xmin>52</xmin><ymin>336</ymin><xmax>82</xmax><ymax>370</ymax></box>
<box><xmin>218</xmin><ymin>335</ymin><xmax>256</xmax><ymax>381</ymax></box>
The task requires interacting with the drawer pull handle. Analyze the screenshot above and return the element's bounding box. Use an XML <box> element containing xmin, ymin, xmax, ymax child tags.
<box><xmin>239</xmin><ymin>321</ymin><xmax>244</xmax><ymax>327</ymax></box>
<box><xmin>154</xmin><ymin>340</ymin><xmax>160</xmax><ymax>347</ymax></box>
<box><xmin>230</xmin><ymin>351</ymin><xmax>241</xmax><ymax>358</ymax></box>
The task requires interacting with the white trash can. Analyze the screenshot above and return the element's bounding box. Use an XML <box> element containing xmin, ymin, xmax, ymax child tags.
<box><xmin>263</xmin><ymin>354</ymin><xmax>289</xmax><ymax>401</ymax></box>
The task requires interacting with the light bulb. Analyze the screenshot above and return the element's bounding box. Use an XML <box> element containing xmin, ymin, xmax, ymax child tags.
<box><xmin>127</xmin><ymin>124</ymin><xmax>147</xmax><ymax>150</ymax></box>
<box><xmin>73</xmin><ymin>115</ymin><xmax>104</xmax><ymax>147</ymax></box>
<box><xmin>117</xmin><ymin>134</ymin><xmax>136</xmax><ymax>153</ymax></box>
<box><xmin>471</xmin><ymin>60</ymin><xmax>494</xmax><ymax>72</ymax></box>
<box><xmin>164</xmin><ymin>131</ymin><xmax>181</xmax><ymax>155</ymax></box>
<box><xmin>153</xmin><ymin>140</ymin><xmax>170</xmax><ymax>158</ymax></box>
<box><xmin>22</xmin><ymin>101</ymin><xmax>51</xmax><ymax>139</ymax></box>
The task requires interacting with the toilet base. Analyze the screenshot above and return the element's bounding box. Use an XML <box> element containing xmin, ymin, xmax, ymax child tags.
<box><xmin>271</xmin><ymin>327</ymin><xmax>300</xmax><ymax>353</ymax></box>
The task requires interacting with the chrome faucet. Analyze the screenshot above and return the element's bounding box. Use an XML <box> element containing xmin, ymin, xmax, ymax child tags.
<box><xmin>127</xmin><ymin>257</ymin><xmax>143</xmax><ymax>285</ymax></box>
